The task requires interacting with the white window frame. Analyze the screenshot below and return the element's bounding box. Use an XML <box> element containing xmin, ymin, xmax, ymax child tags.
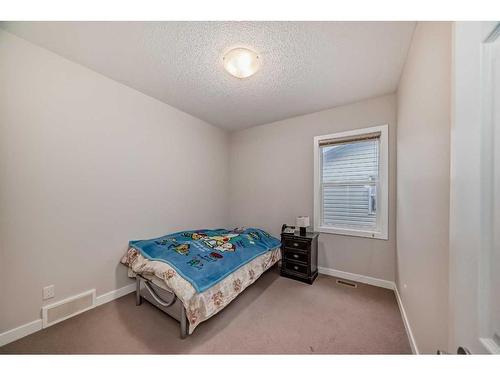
<box><xmin>313</xmin><ymin>124</ymin><xmax>389</xmax><ymax>240</ymax></box>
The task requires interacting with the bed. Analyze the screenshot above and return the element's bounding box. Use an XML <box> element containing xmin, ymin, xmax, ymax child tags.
<box><xmin>121</xmin><ymin>227</ymin><xmax>281</xmax><ymax>338</ymax></box>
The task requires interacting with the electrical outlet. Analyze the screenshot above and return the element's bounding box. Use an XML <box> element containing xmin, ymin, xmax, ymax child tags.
<box><xmin>43</xmin><ymin>285</ymin><xmax>55</xmax><ymax>300</ymax></box>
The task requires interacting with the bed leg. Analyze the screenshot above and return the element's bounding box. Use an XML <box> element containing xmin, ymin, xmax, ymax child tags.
<box><xmin>180</xmin><ymin>306</ymin><xmax>188</xmax><ymax>339</ymax></box>
<box><xmin>136</xmin><ymin>277</ymin><xmax>142</xmax><ymax>306</ymax></box>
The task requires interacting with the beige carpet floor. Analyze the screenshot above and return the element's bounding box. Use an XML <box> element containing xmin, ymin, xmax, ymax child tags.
<box><xmin>0</xmin><ymin>268</ymin><xmax>411</xmax><ymax>354</ymax></box>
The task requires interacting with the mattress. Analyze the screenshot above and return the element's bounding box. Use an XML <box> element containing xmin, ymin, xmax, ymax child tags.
<box><xmin>121</xmin><ymin>246</ymin><xmax>281</xmax><ymax>333</ymax></box>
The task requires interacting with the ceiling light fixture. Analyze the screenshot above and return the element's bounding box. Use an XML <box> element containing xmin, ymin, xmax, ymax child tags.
<box><xmin>222</xmin><ymin>47</ymin><xmax>261</xmax><ymax>79</ymax></box>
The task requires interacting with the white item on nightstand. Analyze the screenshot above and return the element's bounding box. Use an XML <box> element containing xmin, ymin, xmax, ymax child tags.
<box><xmin>296</xmin><ymin>216</ymin><xmax>310</xmax><ymax>228</ymax></box>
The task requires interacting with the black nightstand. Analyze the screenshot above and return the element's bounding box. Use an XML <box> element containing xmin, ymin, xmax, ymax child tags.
<box><xmin>280</xmin><ymin>231</ymin><xmax>319</xmax><ymax>284</ymax></box>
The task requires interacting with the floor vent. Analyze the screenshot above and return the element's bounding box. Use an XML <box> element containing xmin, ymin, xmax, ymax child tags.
<box><xmin>42</xmin><ymin>289</ymin><xmax>96</xmax><ymax>328</ymax></box>
<box><xmin>336</xmin><ymin>279</ymin><xmax>358</xmax><ymax>288</ymax></box>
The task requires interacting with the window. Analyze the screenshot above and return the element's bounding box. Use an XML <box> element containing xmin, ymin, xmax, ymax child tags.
<box><xmin>313</xmin><ymin>125</ymin><xmax>388</xmax><ymax>239</ymax></box>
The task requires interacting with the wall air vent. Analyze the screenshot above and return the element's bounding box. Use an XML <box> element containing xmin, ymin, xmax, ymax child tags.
<box><xmin>41</xmin><ymin>289</ymin><xmax>96</xmax><ymax>328</ymax></box>
<box><xmin>336</xmin><ymin>279</ymin><xmax>358</xmax><ymax>288</ymax></box>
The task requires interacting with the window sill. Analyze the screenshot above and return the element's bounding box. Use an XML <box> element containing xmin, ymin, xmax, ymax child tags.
<box><xmin>315</xmin><ymin>226</ymin><xmax>388</xmax><ymax>240</ymax></box>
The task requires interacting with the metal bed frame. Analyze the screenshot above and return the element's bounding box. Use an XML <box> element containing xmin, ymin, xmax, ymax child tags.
<box><xmin>135</xmin><ymin>275</ymin><xmax>189</xmax><ymax>338</ymax></box>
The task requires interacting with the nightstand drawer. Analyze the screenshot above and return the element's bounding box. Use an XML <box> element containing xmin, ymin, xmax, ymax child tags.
<box><xmin>283</xmin><ymin>261</ymin><xmax>308</xmax><ymax>276</ymax></box>
<box><xmin>283</xmin><ymin>249</ymin><xmax>308</xmax><ymax>264</ymax></box>
<box><xmin>282</xmin><ymin>237</ymin><xmax>310</xmax><ymax>251</ymax></box>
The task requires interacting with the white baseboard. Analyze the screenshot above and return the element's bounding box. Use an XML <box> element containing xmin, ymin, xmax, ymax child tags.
<box><xmin>95</xmin><ymin>283</ymin><xmax>135</xmax><ymax>307</ymax></box>
<box><xmin>318</xmin><ymin>266</ymin><xmax>418</xmax><ymax>354</ymax></box>
<box><xmin>0</xmin><ymin>319</ymin><xmax>43</xmax><ymax>347</ymax></box>
<box><xmin>0</xmin><ymin>282</ymin><xmax>135</xmax><ymax>347</ymax></box>
<box><xmin>394</xmin><ymin>287</ymin><xmax>419</xmax><ymax>354</ymax></box>
<box><xmin>318</xmin><ymin>266</ymin><xmax>395</xmax><ymax>290</ymax></box>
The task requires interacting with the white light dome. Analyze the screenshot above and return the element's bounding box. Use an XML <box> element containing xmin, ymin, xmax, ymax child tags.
<box><xmin>222</xmin><ymin>48</ymin><xmax>261</xmax><ymax>79</ymax></box>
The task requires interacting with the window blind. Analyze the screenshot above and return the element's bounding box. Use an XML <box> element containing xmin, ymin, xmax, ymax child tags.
<box><xmin>320</xmin><ymin>137</ymin><xmax>380</xmax><ymax>231</ymax></box>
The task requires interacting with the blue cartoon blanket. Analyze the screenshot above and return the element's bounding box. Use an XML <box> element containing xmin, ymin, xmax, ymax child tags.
<box><xmin>129</xmin><ymin>228</ymin><xmax>281</xmax><ymax>293</ymax></box>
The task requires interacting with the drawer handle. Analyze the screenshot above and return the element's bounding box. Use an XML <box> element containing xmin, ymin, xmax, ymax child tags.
<box><xmin>293</xmin><ymin>242</ymin><xmax>299</xmax><ymax>247</ymax></box>
<box><xmin>293</xmin><ymin>254</ymin><xmax>299</xmax><ymax>259</ymax></box>
<box><xmin>294</xmin><ymin>266</ymin><xmax>299</xmax><ymax>270</ymax></box>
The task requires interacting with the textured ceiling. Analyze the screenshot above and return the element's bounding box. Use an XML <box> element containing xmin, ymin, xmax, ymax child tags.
<box><xmin>1</xmin><ymin>21</ymin><xmax>415</xmax><ymax>131</ymax></box>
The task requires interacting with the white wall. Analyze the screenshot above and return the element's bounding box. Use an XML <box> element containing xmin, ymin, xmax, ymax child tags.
<box><xmin>0</xmin><ymin>30</ymin><xmax>229</xmax><ymax>333</ymax></box>
<box><xmin>229</xmin><ymin>94</ymin><xmax>397</xmax><ymax>282</ymax></box>
<box><xmin>396</xmin><ymin>22</ymin><xmax>452</xmax><ymax>354</ymax></box>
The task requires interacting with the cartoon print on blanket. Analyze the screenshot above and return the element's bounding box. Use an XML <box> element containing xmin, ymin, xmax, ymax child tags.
<box><xmin>129</xmin><ymin>228</ymin><xmax>281</xmax><ymax>292</ymax></box>
<box><xmin>155</xmin><ymin>238</ymin><xmax>191</xmax><ymax>256</ymax></box>
<box><xmin>201</xmin><ymin>233</ymin><xmax>239</xmax><ymax>252</ymax></box>
<box><xmin>183</xmin><ymin>232</ymin><xmax>208</xmax><ymax>241</ymax></box>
